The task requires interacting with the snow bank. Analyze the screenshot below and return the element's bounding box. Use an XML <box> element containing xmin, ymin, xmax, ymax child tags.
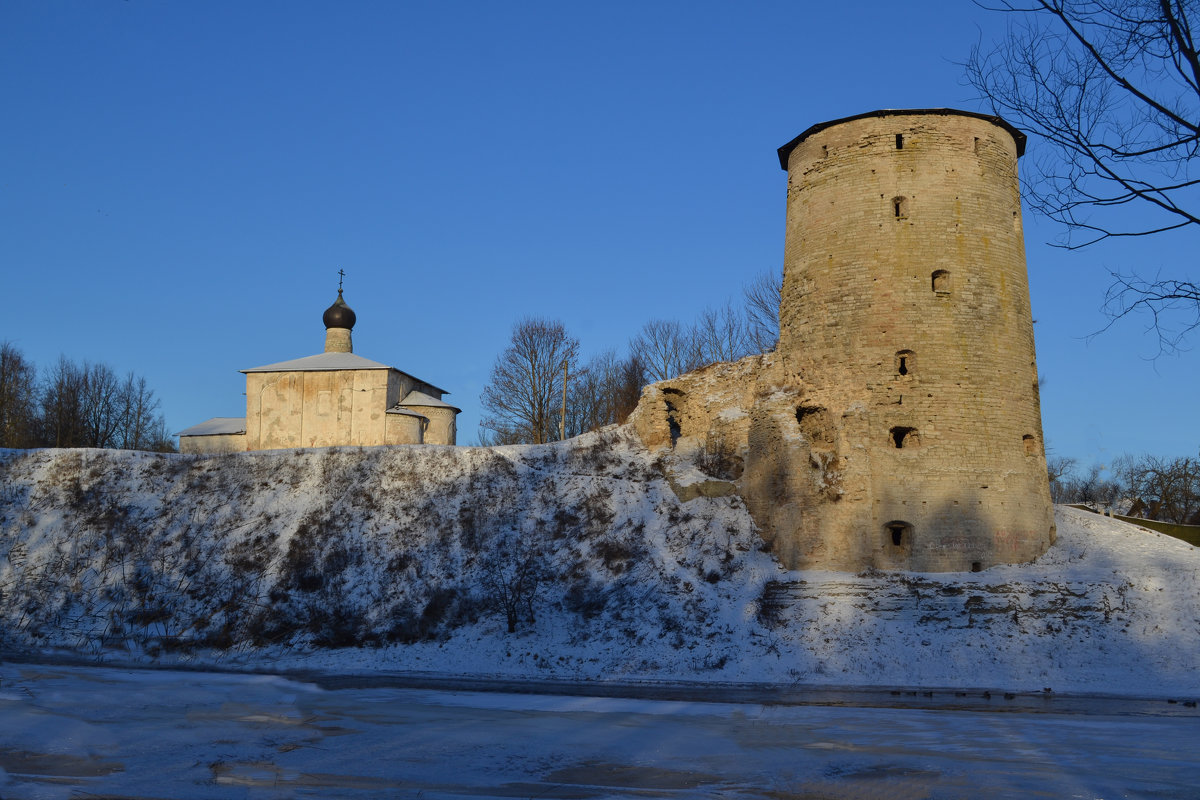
<box><xmin>0</xmin><ymin>434</ymin><xmax>1197</xmax><ymax>697</ymax></box>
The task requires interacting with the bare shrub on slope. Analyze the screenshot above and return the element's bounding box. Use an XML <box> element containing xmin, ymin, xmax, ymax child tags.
<box><xmin>480</xmin><ymin>531</ymin><xmax>546</xmax><ymax>634</ymax></box>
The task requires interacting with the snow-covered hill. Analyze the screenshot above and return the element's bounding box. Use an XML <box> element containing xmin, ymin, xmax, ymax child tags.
<box><xmin>1</xmin><ymin>431</ymin><xmax>1197</xmax><ymax>697</ymax></box>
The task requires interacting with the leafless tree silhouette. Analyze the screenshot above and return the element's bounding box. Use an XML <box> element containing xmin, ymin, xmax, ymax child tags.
<box><xmin>966</xmin><ymin>0</ymin><xmax>1199</xmax><ymax>351</ymax></box>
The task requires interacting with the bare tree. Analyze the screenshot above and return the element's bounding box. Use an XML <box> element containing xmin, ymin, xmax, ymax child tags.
<box><xmin>966</xmin><ymin>0</ymin><xmax>1200</xmax><ymax>351</ymax></box>
<box><xmin>78</xmin><ymin>362</ymin><xmax>125</xmax><ymax>448</ymax></box>
<box><xmin>1122</xmin><ymin>453</ymin><xmax>1200</xmax><ymax>523</ymax></box>
<box><xmin>141</xmin><ymin>416</ymin><xmax>179</xmax><ymax>453</ymax></box>
<box><xmin>0</xmin><ymin>342</ymin><xmax>38</xmax><ymax>449</ymax></box>
<box><xmin>1047</xmin><ymin>454</ymin><xmax>1079</xmax><ymax>503</ymax></box>
<box><xmin>743</xmin><ymin>270</ymin><xmax>781</xmax><ymax>353</ymax></box>
<box><xmin>32</xmin><ymin>356</ymin><xmax>173</xmax><ymax>451</ymax></box>
<box><xmin>695</xmin><ymin>302</ymin><xmax>754</xmax><ymax>365</ymax></box>
<box><xmin>630</xmin><ymin>319</ymin><xmax>702</xmax><ymax>383</ymax></box>
<box><xmin>479</xmin><ymin>531</ymin><xmax>546</xmax><ymax>634</ymax></box>
<box><xmin>1054</xmin><ymin>460</ymin><xmax>1123</xmax><ymax>507</ymax></box>
<box><xmin>115</xmin><ymin>373</ymin><xmax>174</xmax><ymax>451</ymax></box>
<box><xmin>480</xmin><ymin>318</ymin><xmax>580</xmax><ymax>445</ymax></box>
<box><xmin>630</xmin><ymin>273</ymin><xmax>778</xmax><ymax>389</ymax></box>
<box><xmin>39</xmin><ymin>357</ymin><xmax>89</xmax><ymax>447</ymax></box>
<box><xmin>612</xmin><ymin>352</ymin><xmax>646</xmax><ymax>424</ymax></box>
<box><xmin>565</xmin><ymin>350</ymin><xmax>647</xmax><ymax>437</ymax></box>
<box><xmin>565</xmin><ymin>351</ymin><xmax>615</xmax><ymax>439</ymax></box>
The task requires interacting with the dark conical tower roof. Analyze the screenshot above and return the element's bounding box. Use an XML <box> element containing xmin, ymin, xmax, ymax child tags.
<box><xmin>322</xmin><ymin>289</ymin><xmax>356</xmax><ymax>330</ymax></box>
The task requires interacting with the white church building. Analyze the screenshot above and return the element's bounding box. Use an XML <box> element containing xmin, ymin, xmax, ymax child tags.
<box><xmin>178</xmin><ymin>288</ymin><xmax>459</xmax><ymax>454</ymax></box>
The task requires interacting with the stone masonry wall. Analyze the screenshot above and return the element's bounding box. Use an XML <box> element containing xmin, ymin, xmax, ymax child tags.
<box><xmin>245</xmin><ymin>369</ymin><xmax>396</xmax><ymax>450</ymax></box>
<box><xmin>178</xmin><ymin>432</ymin><xmax>247</xmax><ymax>455</ymax></box>
<box><xmin>385</xmin><ymin>412</ymin><xmax>425</xmax><ymax>445</ymax></box>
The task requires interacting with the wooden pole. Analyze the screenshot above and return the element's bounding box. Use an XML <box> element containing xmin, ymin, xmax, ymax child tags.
<box><xmin>560</xmin><ymin>359</ymin><xmax>568</xmax><ymax>441</ymax></box>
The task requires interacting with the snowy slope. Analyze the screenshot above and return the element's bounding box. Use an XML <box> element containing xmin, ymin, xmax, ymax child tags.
<box><xmin>0</xmin><ymin>431</ymin><xmax>1197</xmax><ymax>697</ymax></box>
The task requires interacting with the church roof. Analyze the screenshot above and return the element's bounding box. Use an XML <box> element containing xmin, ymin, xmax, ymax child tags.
<box><xmin>177</xmin><ymin>417</ymin><xmax>246</xmax><ymax>437</ymax></box>
<box><xmin>241</xmin><ymin>351</ymin><xmax>393</xmax><ymax>373</ymax></box>
<box><xmin>241</xmin><ymin>352</ymin><xmax>450</xmax><ymax>395</ymax></box>
<box><xmin>385</xmin><ymin>407</ymin><xmax>428</xmax><ymax>419</ymax></box>
<box><xmin>399</xmin><ymin>390</ymin><xmax>460</xmax><ymax>411</ymax></box>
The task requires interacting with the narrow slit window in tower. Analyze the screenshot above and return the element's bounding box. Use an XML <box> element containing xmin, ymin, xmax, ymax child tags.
<box><xmin>886</xmin><ymin>521</ymin><xmax>911</xmax><ymax>547</ymax></box>
<box><xmin>893</xmin><ymin>196</ymin><xmax>907</xmax><ymax>218</ymax></box>
<box><xmin>895</xmin><ymin>133</ymin><xmax>904</xmax><ymax>149</ymax></box>
<box><xmin>890</xmin><ymin>426</ymin><xmax>918</xmax><ymax>449</ymax></box>
<box><xmin>896</xmin><ymin>350</ymin><xmax>915</xmax><ymax>376</ymax></box>
<box><xmin>932</xmin><ymin>269</ymin><xmax>950</xmax><ymax>293</ymax></box>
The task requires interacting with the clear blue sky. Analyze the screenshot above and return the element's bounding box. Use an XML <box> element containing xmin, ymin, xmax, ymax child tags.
<box><xmin>3</xmin><ymin>0</ymin><xmax>1196</xmax><ymax>466</ymax></box>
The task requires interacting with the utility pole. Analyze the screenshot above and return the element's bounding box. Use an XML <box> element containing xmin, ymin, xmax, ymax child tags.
<box><xmin>559</xmin><ymin>359</ymin><xmax>569</xmax><ymax>441</ymax></box>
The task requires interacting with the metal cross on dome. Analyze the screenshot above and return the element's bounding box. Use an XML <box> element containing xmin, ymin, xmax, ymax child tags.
<box><xmin>337</xmin><ymin>268</ymin><xmax>345</xmax><ymax>292</ymax></box>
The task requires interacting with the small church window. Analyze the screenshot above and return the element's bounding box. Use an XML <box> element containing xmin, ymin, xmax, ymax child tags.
<box><xmin>932</xmin><ymin>270</ymin><xmax>950</xmax><ymax>293</ymax></box>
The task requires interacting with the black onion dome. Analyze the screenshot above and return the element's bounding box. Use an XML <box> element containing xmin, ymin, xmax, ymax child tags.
<box><xmin>322</xmin><ymin>289</ymin><xmax>357</xmax><ymax>330</ymax></box>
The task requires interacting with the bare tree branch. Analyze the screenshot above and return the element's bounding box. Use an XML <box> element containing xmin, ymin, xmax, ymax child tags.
<box><xmin>742</xmin><ymin>270</ymin><xmax>781</xmax><ymax>354</ymax></box>
<box><xmin>1099</xmin><ymin>271</ymin><xmax>1200</xmax><ymax>353</ymax></box>
<box><xmin>0</xmin><ymin>342</ymin><xmax>38</xmax><ymax>448</ymax></box>
<box><xmin>967</xmin><ymin>0</ymin><xmax>1200</xmax><ymax>349</ymax></box>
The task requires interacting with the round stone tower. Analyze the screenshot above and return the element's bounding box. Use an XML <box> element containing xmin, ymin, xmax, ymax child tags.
<box><xmin>771</xmin><ymin>108</ymin><xmax>1054</xmax><ymax>571</ymax></box>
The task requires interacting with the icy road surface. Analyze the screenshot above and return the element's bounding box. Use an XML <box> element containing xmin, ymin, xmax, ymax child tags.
<box><xmin>1</xmin><ymin>665</ymin><xmax>1198</xmax><ymax>799</ymax></box>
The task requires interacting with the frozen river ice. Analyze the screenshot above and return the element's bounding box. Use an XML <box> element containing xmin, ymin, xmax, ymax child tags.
<box><xmin>1</xmin><ymin>663</ymin><xmax>1198</xmax><ymax>799</ymax></box>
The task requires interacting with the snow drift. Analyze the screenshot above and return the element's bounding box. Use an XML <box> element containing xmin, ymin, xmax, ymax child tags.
<box><xmin>1</xmin><ymin>429</ymin><xmax>1197</xmax><ymax>697</ymax></box>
